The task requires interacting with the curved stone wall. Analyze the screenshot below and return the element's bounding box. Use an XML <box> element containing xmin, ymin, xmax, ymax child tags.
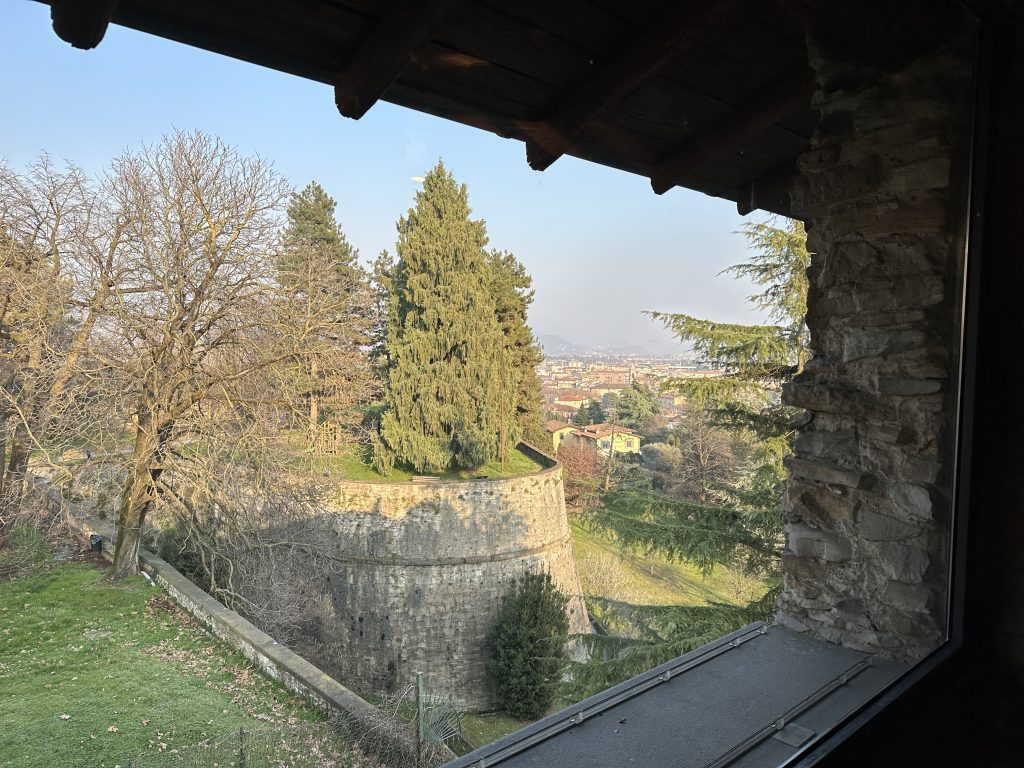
<box><xmin>302</xmin><ymin>445</ymin><xmax>588</xmax><ymax>710</ymax></box>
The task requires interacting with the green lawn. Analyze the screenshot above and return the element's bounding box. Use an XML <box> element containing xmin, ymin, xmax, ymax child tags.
<box><xmin>459</xmin><ymin>711</ymin><xmax>529</xmax><ymax>752</ymax></box>
<box><xmin>0</xmin><ymin>561</ymin><xmax>368</xmax><ymax>768</ymax></box>
<box><xmin>293</xmin><ymin>444</ymin><xmax>543</xmax><ymax>483</ymax></box>
<box><xmin>570</xmin><ymin>520</ymin><xmax>768</xmax><ymax>607</ymax></box>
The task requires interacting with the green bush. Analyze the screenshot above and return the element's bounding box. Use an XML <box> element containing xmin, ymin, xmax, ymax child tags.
<box><xmin>489</xmin><ymin>572</ymin><xmax>569</xmax><ymax>719</ymax></box>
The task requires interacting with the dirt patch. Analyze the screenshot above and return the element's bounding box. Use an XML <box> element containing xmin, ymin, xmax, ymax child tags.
<box><xmin>65</xmin><ymin>547</ymin><xmax>108</xmax><ymax>567</ymax></box>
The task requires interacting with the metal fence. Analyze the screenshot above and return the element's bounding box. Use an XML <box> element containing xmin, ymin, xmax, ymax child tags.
<box><xmin>124</xmin><ymin>721</ymin><xmax>370</xmax><ymax>768</ymax></box>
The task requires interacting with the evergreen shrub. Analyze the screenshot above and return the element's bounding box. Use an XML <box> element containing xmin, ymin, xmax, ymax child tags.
<box><xmin>489</xmin><ymin>572</ymin><xmax>569</xmax><ymax>719</ymax></box>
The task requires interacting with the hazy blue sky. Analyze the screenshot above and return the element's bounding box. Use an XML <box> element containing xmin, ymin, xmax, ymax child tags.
<box><xmin>1</xmin><ymin>2</ymin><xmax>773</xmax><ymax>352</ymax></box>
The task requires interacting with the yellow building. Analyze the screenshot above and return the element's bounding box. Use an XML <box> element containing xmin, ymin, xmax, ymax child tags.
<box><xmin>566</xmin><ymin>423</ymin><xmax>641</xmax><ymax>456</ymax></box>
<box><xmin>545</xmin><ymin>420</ymin><xmax>577</xmax><ymax>453</ymax></box>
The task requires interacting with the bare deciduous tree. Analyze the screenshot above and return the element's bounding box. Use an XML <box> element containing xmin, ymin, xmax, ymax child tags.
<box><xmin>0</xmin><ymin>156</ymin><xmax>129</xmax><ymax>529</ymax></box>
<box><xmin>2</xmin><ymin>135</ymin><xmax>376</xmax><ymax>591</ymax></box>
<box><xmin>97</xmin><ymin>132</ymin><xmax>296</xmax><ymax>577</ymax></box>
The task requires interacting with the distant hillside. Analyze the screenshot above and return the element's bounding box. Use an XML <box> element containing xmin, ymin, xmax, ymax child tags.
<box><xmin>537</xmin><ymin>334</ymin><xmax>582</xmax><ymax>355</ymax></box>
<box><xmin>538</xmin><ymin>334</ymin><xmax>689</xmax><ymax>357</ymax></box>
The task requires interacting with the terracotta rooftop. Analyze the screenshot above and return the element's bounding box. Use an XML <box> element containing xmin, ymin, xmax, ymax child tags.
<box><xmin>575</xmin><ymin>423</ymin><xmax>639</xmax><ymax>439</ymax></box>
<box><xmin>545</xmin><ymin>420</ymin><xmax>574</xmax><ymax>432</ymax></box>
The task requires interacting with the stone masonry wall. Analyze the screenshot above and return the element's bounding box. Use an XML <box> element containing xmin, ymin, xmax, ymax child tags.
<box><xmin>778</xmin><ymin>36</ymin><xmax>973</xmax><ymax>661</ymax></box>
<box><xmin>301</xmin><ymin>448</ymin><xmax>588</xmax><ymax>710</ymax></box>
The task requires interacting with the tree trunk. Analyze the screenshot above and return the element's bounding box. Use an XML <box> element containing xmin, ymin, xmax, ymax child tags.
<box><xmin>0</xmin><ymin>431</ymin><xmax>7</xmax><ymax>495</ymax></box>
<box><xmin>110</xmin><ymin>416</ymin><xmax>169</xmax><ymax>579</ymax></box>
<box><xmin>1</xmin><ymin>425</ymin><xmax>31</xmax><ymax>519</ymax></box>
<box><xmin>307</xmin><ymin>357</ymin><xmax>319</xmax><ymax>450</ymax></box>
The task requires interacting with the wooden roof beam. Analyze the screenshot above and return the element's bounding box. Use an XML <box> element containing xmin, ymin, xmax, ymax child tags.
<box><xmin>334</xmin><ymin>0</ymin><xmax>465</xmax><ymax>120</ymax></box>
<box><xmin>525</xmin><ymin>0</ymin><xmax>743</xmax><ymax>172</ymax></box>
<box><xmin>650</xmin><ymin>66</ymin><xmax>813</xmax><ymax>195</ymax></box>
<box><xmin>736</xmin><ymin>160</ymin><xmax>798</xmax><ymax>217</ymax></box>
<box><xmin>50</xmin><ymin>0</ymin><xmax>119</xmax><ymax>50</ymax></box>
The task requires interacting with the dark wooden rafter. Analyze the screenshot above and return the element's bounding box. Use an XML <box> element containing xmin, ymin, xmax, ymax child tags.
<box><xmin>334</xmin><ymin>0</ymin><xmax>466</xmax><ymax>120</ymax></box>
<box><xmin>525</xmin><ymin>0</ymin><xmax>744</xmax><ymax>172</ymax></box>
<box><xmin>50</xmin><ymin>0</ymin><xmax>119</xmax><ymax>49</ymax></box>
<box><xmin>735</xmin><ymin>160</ymin><xmax>799</xmax><ymax>216</ymax></box>
<box><xmin>650</xmin><ymin>65</ymin><xmax>813</xmax><ymax>195</ymax></box>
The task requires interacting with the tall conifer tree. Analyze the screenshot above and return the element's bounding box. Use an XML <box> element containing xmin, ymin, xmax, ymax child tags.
<box><xmin>277</xmin><ymin>182</ymin><xmax>370</xmax><ymax>449</ymax></box>
<box><xmin>487</xmin><ymin>249</ymin><xmax>546</xmax><ymax>448</ymax></box>
<box><xmin>374</xmin><ymin>162</ymin><xmax>514</xmax><ymax>473</ymax></box>
<box><xmin>279</xmin><ymin>182</ymin><xmax>358</xmax><ymax>283</ymax></box>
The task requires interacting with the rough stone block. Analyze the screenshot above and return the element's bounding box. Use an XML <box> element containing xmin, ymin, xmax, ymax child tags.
<box><xmin>774</xmin><ymin>611</ymin><xmax>811</xmax><ymax>633</ymax></box>
<box><xmin>877</xmin><ymin>542</ymin><xmax>930</xmax><ymax>583</ymax></box>
<box><xmin>793</xmin><ymin>428</ymin><xmax>858</xmax><ymax>459</ymax></box>
<box><xmin>858</xmin><ymin>509</ymin><xmax>923</xmax><ymax>541</ymax></box>
<box><xmin>823</xmin><ymin>535</ymin><xmax>853</xmax><ymax>563</ymax></box>
<box><xmin>878</xmin><ymin>378</ymin><xmax>943</xmax><ymax>396</ymax></box>
<box><xmin>889</xmin><ymin>482</ymin><xmax>934</xmax><ymax>521</ymax></box>
<box><xmin>782</xmin><ymin>552</ymin><xmax>828</xmax><ymax>581</ymax></box>
<box><xmin>785</xmin><ymin>457</ymin><xmax>876</xmax><ymax>490</ymax></box>
<box><xmin>885</xmin><ymin>581</ymin><xmax>934</xmax><ymax>613</ymax></box>
<box><xmin>799</xmin><ymin>483</ymin><xmax>859</xmax><ymax>523</ymax></box>
<box><xmin>787</xmin><ymin>524</ymin><xmax>826</xmax><ymax>559</ymax></box>
<box><xmin>835</xmin><ymin>597</ymin><xmax>865</xmax><ymax>614</ymax></box>
<box><xmin>901</xmin><ymin>457</ymin><xmax>943</xmax><ymax>485</ymax></box>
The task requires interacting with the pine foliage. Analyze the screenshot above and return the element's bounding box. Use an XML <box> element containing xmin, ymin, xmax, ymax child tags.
<box><xmin>486</xmin><ymin>249</ymin><xmax>546</xmax><ymax>448</ymax></box>
<box><xmin>374</xmin><ymin>162</ymin><xmax>516</xmax><ymax>473</ymax></box>
<box><xmin>631</xmin><ymin>218</ymin><xmax>811</xmax><ymax>554</ymax></box>
<box><xmin>275</xmin><ymin>181</ymin><xmax>373</xmax><ymax>450</ymax></box>
<box><xmin>489</xmin><ymin>573</ymin><xmax>570</xmax><ymax>720</ymax></box>
<box><xmin>611</xmin><ymin>383</ymin><xmax>659</xmax><ymax>430</ymax></box>
<box><xmin>564</xmin><ymin>218</ymin><xmax>809</xmax><ymax>701</ymax></box>
<box><xmin>563</xmin><ymin>587</ymin><xmax>779</xmax><ymax>702</ymax></box>
<box><xmin>278</xmin><ymin>181</ymin><xmax>358</xmax><ymax>285</ymax></box>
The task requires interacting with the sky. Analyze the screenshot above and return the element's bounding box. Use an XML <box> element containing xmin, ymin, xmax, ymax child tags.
<box><xmin>1</xmin><ymin>2</ymin><xmax>772</xmax><ymax>353</ymax></box>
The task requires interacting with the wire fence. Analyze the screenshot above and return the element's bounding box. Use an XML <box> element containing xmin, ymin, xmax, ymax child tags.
<box><xmin>124</xmin><ymin>720</ymin><xmax>380</xmax><ymax>768</ymax></box>
<box><xmin>122</xmin><ymin>688</ymin><xmax>460</xmax><ymax>768</ymax></box>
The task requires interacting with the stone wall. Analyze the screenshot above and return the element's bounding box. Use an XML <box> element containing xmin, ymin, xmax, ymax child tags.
<box><xmin>301</xmin><ymin>446</ymin><xmax>589</xmax><ymax>710</ymax></box>
<box><xmin>778</xmin><ymin>33</ymin><xmax>973</xmax><ymax>661</ymax></box>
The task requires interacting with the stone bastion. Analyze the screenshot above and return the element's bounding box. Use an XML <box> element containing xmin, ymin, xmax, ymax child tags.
<box><xmin>302</xmin><ymin>444</ymin><xmax>589</xmax><ymax>710</ymax></box>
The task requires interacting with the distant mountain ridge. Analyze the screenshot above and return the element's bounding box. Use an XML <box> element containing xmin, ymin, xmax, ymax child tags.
<box><xmin>537</xmin><ymin>333</ymin><xmax>689</xmax><ymax>357</ymax></box>
<box><xmin>537</xmin><ymin>334</ymin><xmax>582</xmax><ymax>354</ymax></box>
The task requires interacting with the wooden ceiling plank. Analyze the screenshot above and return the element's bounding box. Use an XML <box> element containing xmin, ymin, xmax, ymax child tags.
<box><xmin>525</xmin><ymin>0</ymin><xmax>744</xmax><ymax>172</ymax></box>
<box><xmin>480</xmin><ymin>0</ymin><xmax>631</xmax><ymax>58</ymax></box>
<box><xmin>650</xmin><ymin>65</ymin><xmax>813</xmax><ymax>195</ymax></box>
<box><xmin>334</xmin><ymin>0</ymin><xmax>466</xmax><ymax>120</ymax></box>
<box><xmin>608</xmin><ymin>68</ymin><xmax>813</xmax><ymax>151</ymax></box>
<box><xmin>50</xmin><ymin>0</ymin><xmax>119</xmax><ymax>49</ymax></box>
<box><xmin>436</xmin><ymin>4</ymin><xmax>593</xmax><ymax>89</ymax></box>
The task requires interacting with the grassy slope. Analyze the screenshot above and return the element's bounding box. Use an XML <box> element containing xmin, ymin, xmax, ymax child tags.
<box><xmin>458</xmin><ymin>523</ymin><xmax>770</xmax><ymax>750</ymax></box>
<box><xmin>460</xmin><ymin>711</ymin><xmax>530</xmax><ymax>752</ymax></box>
<box><xmin>570</xmin><ymin>521</ymin><xmax>768</xmax><ymax>607</ymax></box>
<box><xmin>0</xmin><ymin>562</ymin><xmax>363</xmax><ymax>768</ymax></box>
